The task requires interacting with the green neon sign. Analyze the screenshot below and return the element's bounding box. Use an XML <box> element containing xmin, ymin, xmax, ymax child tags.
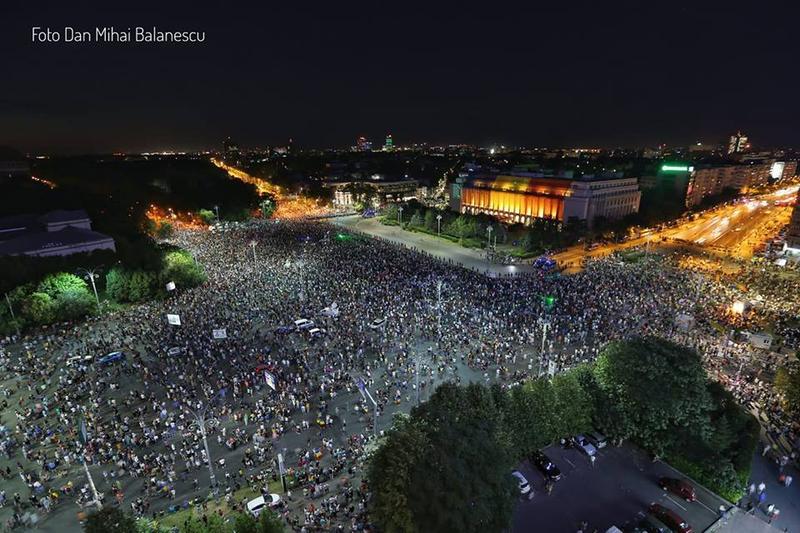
<box><xmin>661</xmin><ymin>164</ymin><xmax>693</xmax><ymax>172</ymax></box>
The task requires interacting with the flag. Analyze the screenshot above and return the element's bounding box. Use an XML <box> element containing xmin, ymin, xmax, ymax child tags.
<box><xmin>212</xmin><ymin>328</ymin><xmax>227</xmax><ymax>339</ymax></box>
<box><xmin>167</xmin><ymin>314</ymin><xmax>181</xmax><ymax>326</ymax></box>
<box><xmin>264</xmin><ymin>370</ymin><xmax>276</xmax><ymax>391</ymax></box>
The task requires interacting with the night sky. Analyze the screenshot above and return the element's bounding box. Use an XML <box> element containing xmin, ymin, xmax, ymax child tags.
<box><xmin>2</xmin><ymin>2</ymin><xmax>799</xmax><ymax>153</ymax></box>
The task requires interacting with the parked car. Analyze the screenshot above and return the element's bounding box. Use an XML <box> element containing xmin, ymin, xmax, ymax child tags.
<box><xmin>648</xmin><ymin>503</ymin><xmax>692</xmax><ymax>533</ymax></box>
<box><xmin>635</xmin><ymin>514</ymin><xmax>672</xmax><ymax>533</ymax></box>
<box><xmin>369</xmin><ymin>317</ymin><xmax>387</xmax><ymax>330</ymax></box>
<box><xmin>294</xmin><ymin>318</ymin><xmax>314</xmax><ymax>330</ymax></box>
<box><xmin>571</xmin><ymin>434</ymin><xmax>597</xmax><ymax>456</ymax></box>
<box><xmin>530</xmin><ymin>451</ymin><xmax>561</xmax><ymax>482</ymax></box>
<box><xmin>587</xmin><ymin>431</ymin><xmax>607</xmax><ymax>449</ymax></box>
<box><xmin>96</xmin><ymin>351</ymin><xmax>125</xmax><ymax>366</ymax></box>
<box><xmin>274</xmin><ymin>325</ymin><xmax>293</xmax><ymax>334</ymax></box>
<box><xmin>308</xmin><ymin>327</ymin><xmax>326</xmax><ymax>338</ymax></box>
<box><xmin>166</xmin><ymin>346</ymin><xmax>185</xmax><ymax>357</ymax></box>
<box><xmin>511</xmin><ymin>471</ymin><xmax>531</xmax><ymax>495</ymax></box>
<box><xmin>246</xmin><ymin>494</ymin><xmax>281</xmax><ymax>517</ymax></box>
<box><xmin>658</xmin><ymin>477</ymin><xmax>696</xmax><ymax>502</ymax></box>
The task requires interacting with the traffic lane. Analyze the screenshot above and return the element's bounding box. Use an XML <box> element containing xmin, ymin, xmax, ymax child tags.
<box><xmin>512</xmin><ymin>443</ymin><xmax>724</xmax><ymax>533</ymax></box>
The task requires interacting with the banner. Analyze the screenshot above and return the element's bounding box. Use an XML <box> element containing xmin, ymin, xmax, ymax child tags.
<box><xmin>212</xmin><ymin>328</ymin><xmax>227</xmax><ymax>339</ymax></box>
<box><xmin>264</xmin><ymin>370</ymin><xmax>276</xmax><ymax>391</ymax></box>
<box><xmin>167</xmin><ymin>314</ymin><xmax>181</xmax><ymax>326</ymax></box>
<box><xmin>165</xmin><ymin>281</ymin><xmax>176</xmax><ymax>291</ymax></box>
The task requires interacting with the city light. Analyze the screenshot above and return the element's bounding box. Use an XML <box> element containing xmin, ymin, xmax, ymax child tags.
<box><xmin>661</xmin><ymin>164</ymin><xmax>693</xmax><ymax>172</ymax></box>
<box><xmin>732</xmin><ymin>301</ymin><xmax>745</xmax><ymax>314</ymax></box>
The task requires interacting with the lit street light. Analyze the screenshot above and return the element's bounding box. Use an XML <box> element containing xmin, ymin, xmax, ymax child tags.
<box><xmin>398</xmin><ymin>206</ymin><xmax>404</xmax><ymax>225</ymax></box>
<box><xmin>214</xmin><ymin>205</ymin><xmax>220</xmax><ymax>220</ymax></box>
<box><xmin>77</xmin><ymin>267</ymin><xmax>102</xmax><ymax>314</ymax></box>
<box><xmin>185</xmin><ymin>403</ymin><xmax>219</xmax><ymax>495</ymax></box>
<box><xmin>436</xmin><ymin>214</ymin><xmax>442</xmax><ymax>237</ymax></box>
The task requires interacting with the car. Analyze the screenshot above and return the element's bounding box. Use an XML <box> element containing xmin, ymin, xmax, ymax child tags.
<box><xmin>369</xmin><ymin>317</ymin><xmax>387</xmax><ymax>330</ymax></box>
<box><xmin>294</xmin><ymin>318</ymin><xmax>314</xmax><ymax>330</ymax></box>
<box><xmin>587</xmin><ymin>430</ymin><xmax>607</xmax><ymax>449</ymax></box>
<box><xmin>658</xmin><ymin>477</ymin><xmax>696</xmax><ymax>502</ymax></box>
<box><xmin>167</xmin><ymin>346</ymin><xmax>186</xmax><ymax>357</ymax></box>
<box><xmin>96</xmin><ymin>351</ymin><xmax>125</xmax><ymax>366</ymax></box>
<box><xmin>635</xmin><ymin>514</ymin><xmax>673</xmax><ymax>533</ymax></box>
<box><xmin>511</xmin><ymin>471</ymin><xmax>531</xmax><ymax>495</ymax></box>
<box><xmin>274</xmin><ymin>325</ymin><xmax>293</xmax><ymax>334</ymax></box>
<box><xmin>648</xmin><ymin>503</ymin><xmax>692</xmax><ymax>533</ymax></box>
<box><xmin>530</xmin><ymin>451</ymin><xmax>561</xmax><ymax>482</ymax></box>
<box><xmin>246</xmin><ymin>493</ymin><xmax>281</xmax><ymax>517</ymax></box>
<box><xmin>308</xmin><ymin>327</ymin><xmax>326</xmax><ymax>337</ymax></box>
<box><xmin>66</xmin><ymin>354</ymin><xmax>93</xmax><ymax>367</ymax></box>
<box><xmin>572</xmin><ymin>434</ymin><xmax>597</xmax><ymax>456</ymax></box>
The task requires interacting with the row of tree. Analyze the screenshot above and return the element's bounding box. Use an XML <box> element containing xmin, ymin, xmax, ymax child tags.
<box><xmin>368</xmin><ymin>336</ymin><xmax>760</xmax><ymax>532</ymax></box>
<box><xmin>1</xmin><ymin>247</ymin><xmax>205</xmax><ymax>335</ymax></box>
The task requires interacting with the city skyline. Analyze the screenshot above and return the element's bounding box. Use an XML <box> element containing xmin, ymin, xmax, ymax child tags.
<box><xmin>3</xmin><ymin>3</ymin><xmax>800</xmax><ymax>153</ymax></box>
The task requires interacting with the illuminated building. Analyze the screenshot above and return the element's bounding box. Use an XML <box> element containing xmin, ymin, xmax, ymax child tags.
<box><xmin>354</xmin><ymin>136</ymin><xmax>372</xmax><ymax>152</ymax></box>
<box><xmin>383</xmin><ymin>134</ymin><xmax>394</xmax><ymax>152</ymax></box>
<box><xmin>450</xmin><ymin>173</ymin><xmax>640</xmax><ymax>226</ymax></box>
<box><xmin>223</xmin><ymin>136</ymin><xmax>239</xmax><ymax>155</ymax></box>
<box><xmin>727</xmin><ymin>131</ymin><xmax>750</xmax><ymax>155</ymax></box>
<box><xmin>685</xmin><ymin>163</ymin><xmax>771</xmax><ymax>207</ymax></box>
<box><xmin>0</xmin><ymin>210</ymin><xmax>115</xmax><ymax>257</ymax></box>
<box><xmin>324</xmin><ymin>178</ymin><xmax>419</xmax><ymax>207</ymax></box>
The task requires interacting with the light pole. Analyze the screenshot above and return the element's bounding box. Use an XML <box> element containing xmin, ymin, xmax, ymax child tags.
<box><xmin>186</xmin><ymin>404</ymin><xmax>218</xmax><ymax>495</ymax></box>
<box><xmin>415</xmin><ymin>355</ymin><xmax>421</xmax><ymax>405</ymax></box>
<box><xmin>486</xmin><ymin>226</ymin><xmax>493</xmax><ymax>250</ymax></box>
<box><xmin>4</xmin><ymin>293</ymin><xmax>20</xmax><ymax>337</ymax></box>
<box><xmin>436</xmin><ymin>214</ymin><xmax>442</xmax><ymax>237</ymax></box>
<box><xmin>398</xmin><ymin>206</ymin><xmax>404</xmax><ymax>225</ymax></box>
<box><xmin>249</xmin><ymin>240</ymin><xmax>257</xmax><ymax>265</ymax></box>
<box><xmin>437</xmin><ymin>280</ymin><xmax>443</xmax><ymax>343</ymax></box>
<box><xmin>214</xmin><ymin>205</ymin><xmax>220</xmax><ymax>221</ymax></box>
<box><xmin>77</xmin><ymin>268</ymin><xmax>102</xmax><ymax>314</ymax></box>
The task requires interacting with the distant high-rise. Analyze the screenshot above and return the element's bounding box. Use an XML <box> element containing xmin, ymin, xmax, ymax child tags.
<box><xmin>355</xmin><ymin>136</ymin><xmax>372</xmax><ymax>152</ymax></box>
<box><xmin>383</xmin><ymin>134</ymin><xmax>394</xmax><ymax>151</ymax></box>
<box><xmin>223</xmin><ymin>137</ymin><xmax>239</xmax><ymax>155</ymax></box>
<box><xmin>727</xmin><ymin>131</ymin><xmax>750</xmax><ymax>155</ymax></box>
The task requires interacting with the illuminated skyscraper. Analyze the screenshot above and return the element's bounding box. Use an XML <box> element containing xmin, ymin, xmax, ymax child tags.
<box><xmin>383</xmin><ymin>134</ymin><xmax>394</xmax><ymax>151</ymax></box>
<box><xmin>727</xmin><ymin>131</ymin><xmax>750</xmax><ymax>155</ymax></box>
<box><xmin>355</xmin><ymin>136</ymin><xmax>372</xmax><ymax>151</ymax></box>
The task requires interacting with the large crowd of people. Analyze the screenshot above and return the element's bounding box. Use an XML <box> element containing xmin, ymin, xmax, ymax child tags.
<box><xmin>0</xmin><ymin>219</ymin><xmax>798</xmax><ymax>531</ymax></box>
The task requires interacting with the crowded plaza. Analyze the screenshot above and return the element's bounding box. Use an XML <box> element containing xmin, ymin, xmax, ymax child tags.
<box><xmin>0</xmin><ymin>218</ymin><xmax>798</xmax><ymax>532</ymax></box>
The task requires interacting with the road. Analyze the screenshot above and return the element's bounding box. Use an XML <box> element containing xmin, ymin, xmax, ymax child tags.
<box><xmin>332</xmin><ymin>216</ymin><xmax>537</xmax><ymax>277</ymax></box>
<box><xmin>513</xmin><ymin>442</ymin><xmax>728</xmax><ymax>533</ymax></box>
<box><xmin>553</xmin><ymin>184</ymin><xmax>799</xmax><ymax>270</ymax></box>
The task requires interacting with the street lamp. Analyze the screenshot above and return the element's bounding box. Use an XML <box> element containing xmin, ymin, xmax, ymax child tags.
<box><xmin>486</xmin><ymin>226</ymin><xmax>493</xmax><ymax>250</ymax></box>
<box><xmin>214</xmin><ymin>205</ymin><xmax>220</xmax><ymax>221</ymax></box>
<box><xmin>436</xmin><ymin>214</ymin><xmax>442</xmax><ymax>237</ymax></box>
<box><xmin>77</xmin><ymin>267</ymin><xmax>102</xmax><ymax>314</ymax></box>
<box><xmin>186</xmin><ymin>404</ymin><xmax>219</xmax><ymax>494</ymax></box>
<box><xmin>249</xmin><ymin>240</ymin><xmax>257</xmax><ymax>265</ymax></box>
<box><xmin>398</xmin><ymin>206</ymin><xmax>404</xmax><ymax>225</ymax></box>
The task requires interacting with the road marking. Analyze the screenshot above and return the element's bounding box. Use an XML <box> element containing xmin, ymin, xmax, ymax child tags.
<box><xmin>695</xmin><ymin>499</ymin><xmax>717</xmax><ymax>515</ymax></box>
<box><xmin>666</xmin><ymin>495</ymin><xmax>687</xmax><ymax>511</ymax></box>
<box><xmin>564</xmin><ymin>457</ymin><xmax>576</xmax><ymax>469</ymax></box>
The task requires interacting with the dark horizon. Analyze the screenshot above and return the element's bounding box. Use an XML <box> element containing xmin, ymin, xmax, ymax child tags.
<box><xmin>3</xmin><ymin>2</ymin><xmax>800</xmax><ymax>154</ymax></box>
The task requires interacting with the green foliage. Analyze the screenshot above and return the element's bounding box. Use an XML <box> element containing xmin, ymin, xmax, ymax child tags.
<box><xmin>369</xmin><ymin>383</ymin><xmax>516</xmax><ymax>533</ymax></box>
<box><xmin>382</xmin><ymin>203</ymin><xmax>399</xmax><ymax>222</ymax></box>
<box><xmin>409</xmin><ymin>210</ymin><xmax>423</xmax><ymax>227</ymax></box>
<box><xmin>232</xmin><ymin>510</ymin><xmax>285</xmax><ymax>533</ymax></box>
<box><xmin>37</xmin><ymin>272</ymin><xmax>89</xmax><ymax>298</ymax></box>
<box><xmin>84</xmin><ymin>507</ymin><xmax>138</xmax><ymax>533</ymax></box>
<box><xmin>105</xmin><ymin>267</ymin><xmax>131</xmax><ymax>302</ymax></box>
<box><xmin>155</xmin><ymin>222</ymin><xmax>174</xmax><ymax>239</ymax></box>
<box><xmin>23</xmin><ymin>292</ymin><xmax>57</xmax><ymax>324</ymax></box>
<box><xmin>178</xmin><ymin>513</ymin><xmax>230</xmax><ymax>533</ymax></box>
<box><xmin>197</xmin><ymin>209</ymin><xmax>217</xmax><ymax>225</ymax></box>
<box><xmin>260</xmin><ymin>195</ymin><xmax>277</xmax><ymax>219</ymax></box>
<box><xmin>593</xmin><ymin>337</ymin><xmax>713</xmax><ymax>456</ymax></box>
<box><xmin>775</xmin><ymin>365</ymin><xmax>800</xmax><ymax>414</ymax></box>
<box><xmin>423</xmin><ymin>209</ymin><xmax>437</xmax><ymax>231</ymax></box>
<box><xmin>135</xmin><ymin>517</ymin><xmax>172</xmax><ymax>533</ymax></box>
<box><xmin>161</xmin><ymin>250</ymin><xmax>206</xmax><ymax>289</ymax></box>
